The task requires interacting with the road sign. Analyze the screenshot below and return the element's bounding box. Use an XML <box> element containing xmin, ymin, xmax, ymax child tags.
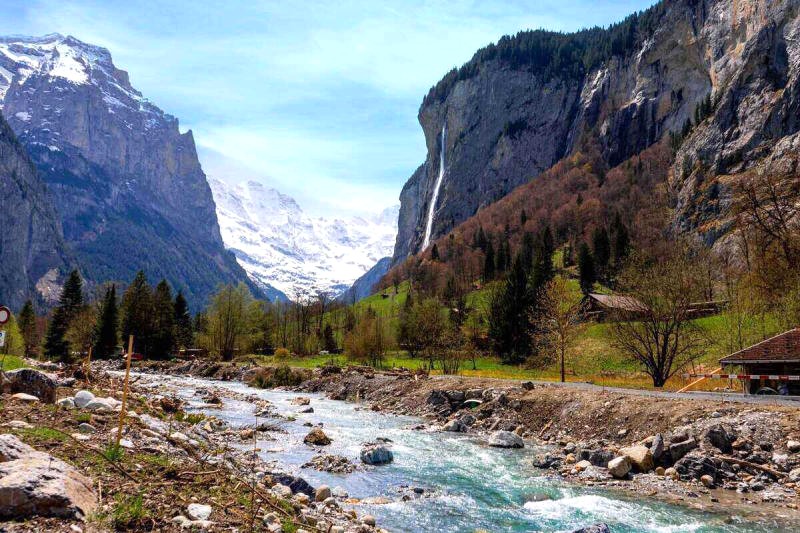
<box><xmin>0</xmin><ymin>306</ymin><xmax>9</xmax><ymax>325</ymax></box>
<box><xmin>0</xmin><ymin>331</ymin><xmax>5</xmax><ymax>348</ymax></box>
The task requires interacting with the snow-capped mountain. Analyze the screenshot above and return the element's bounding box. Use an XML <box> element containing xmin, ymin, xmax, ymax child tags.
<box><xmin>209</xmin><ymin>178</ymin><xmax>399</xmax><ymax>300</ymax></box>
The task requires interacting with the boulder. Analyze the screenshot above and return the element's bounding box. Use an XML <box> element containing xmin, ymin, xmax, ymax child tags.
<box><xmin>57</xmin><ymin>397</ymin><xmax>76</xmax><ymax>409</ymax></box>
<box><xmin>315</xmin><ymin>485</ymin><xmax>331</xmax><ymax>502</ymax></box>
<box><xmin>669</xmin><ymin>438</ymin><xmax>697</xmax><ymax>462</ymax></box>
<box><xmin>10</xmin><ymin>393</ymin><xmax>39</xmax><ymax>403</ymax></box>
<box><xmin>700</xmin><ymin>474</ymin><xmax>715</xmax><ymax>488</ymax></box>
<box><xmin>304</xmin><ymin>428</ymin><xmax>331</xmax><ymax>446</ymax></box>
<box><xmin>488</xmin><ymin>431</ymin><xmax>524</xmax><ymax>448</ymax></box>
<box><xmin>269</xmin><ymin>473</ymin><xmax>315</xmax><ymax>497</ymax></box>
<box><xmin>0</xmin><ymin>434</ymin><xmax>96</xmax><ymax>519</ymax></box>
<box><xmin>619</xmin><ymin>445</ymin><xmax>654</xmax><ymax>472</ymax></box>
<box><xmin>0</xmin><ymin>369</ymin><xmax>57</xmax><ymax>403</ymax></box>
<box><xmin>360</xmin><ymin>443</ymin><xmax>393</xmax><ymax>465</ymax></box>
<box><xmin>703</xmin><ymin>424</ymin><xmax>735</xmax><ymax>454</ymax></box>
<box><xmin>674</xmin><ymin>452</ymin><xmax>720</xmax><ymax>481</ymax></box>
<box><xmin>578</xmin><ymin>448</ymin><xmax>615</xmax><ymax>467</ymax></box>
<box><xmin>608</xmin><ymin>456</ymin><xmax>631</xmax><ymax>479</ymax></box>
<box><xmin>787</xmin><ymin>440</ymin><xmax>800</xmax><ymax>453</ymax></box>
<box><xmin>77</xmin><ymin>423</ymin><xmax>95</xmax><ymax>434</ymax></box>
<box><xmin>442</xmin><ymin>419</ymin><xmax>466</xmax><ymax>432</ymax></box>
<box><xmin>426</xmin><ymin>390</ymin><xmax>449</xmax><ymax>406</ymax></box>
<box><xmin>73</xmin><ymin>390</ymin><xmax>96</xmax><ymax>409</ymax></box>
<box><xmin>650</xmin><ymin>434</ymin><xmax>665</xmax><ymax>460</ymax></box>
<box><xmin>187</xmin><ymin>503</ymin><xmax>212</xmax><ymax>521</ymax></box>
<box><xmin>291</xmin><ymin>397</ymin><xmax>311</xmax><ymax>406</ymax></box>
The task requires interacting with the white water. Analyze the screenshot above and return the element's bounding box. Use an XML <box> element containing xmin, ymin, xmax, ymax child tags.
<box><xmin>422</xmin><ymin>122</ymin><xmax>447</xmax><ymax>250</ymax></box>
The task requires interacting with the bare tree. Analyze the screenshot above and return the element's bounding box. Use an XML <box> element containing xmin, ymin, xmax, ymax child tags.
<box><xmin>539</xmin><ymin>277</ymin><xmax>584</xmax><ymax>382</ymax></box>
<box><xmin>206</xmin><ymin>283</ymin><xmax>254</xmax><ymax>361</ymax></box>
<box><xmin>609</xmin><ymin>252</ymin><xmax>707</xmax><ymax>387</ymax></box>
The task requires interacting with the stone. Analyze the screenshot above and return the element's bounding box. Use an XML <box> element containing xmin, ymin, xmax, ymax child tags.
<box><xmin>664</xmin><ymin>467</ymin><xmax>679</xmax><ymax>480</ymax></box>
<box><xmin>669</xmin><ymin>438</ymin><xmax>697</xmax><ymax>462</ymax></box>
<box><xmin>650</xmin><ymin>433</ymin><xmax>664</xmax><ymax>460</ymax></box>
<box><xmin>655</xmin><ymin>466</ymin><xmax>665</xmax><ymax>476</ymax></box>
<box><xmin>0</xmin><ymin>369</ymin><xmax>57</xmax><ymax>403</ymax></box>
<box><xmin>575</xmin><ymin>460</ymin><xmax>592</xmax><ymax>472</ymax></box>
<box><xmin>331</xmin><ymin>486</ymin><xmax>349</xmax><ymax>498</ymax></box>
<box><xmin>291</xmin><ymin>397</ymin><xmax>311</xmax><ymax>406</ymax></box>
<box><xmin>273</xmin><ymin>484</ymin><xmax>292</xmax><ymax>498</ymax></box>
<box><xmin>787</xmin><ymin>440</ymin><xmax>800</xmax><ymax>453</ymax></box>
<box><xmin>571</xmin><ymin>525</ymin><xmax>611</xmax><ymax>533</ymax></box>
<box><xmin>608</xmin><ymin>456</ymin><xmax>631</xmax><ymax>479</ymax></box>
<box><xmin>73</xmin><ymin>390</ymin><xmax>96</xmax><ymax>409</ymax></box>
<box><xmin>10</xmin><ymin>393</ymin><xmax>39</xmax><ymax>403</ymax></box>
<box><xmin>360</xmin><ymin>443</ymin><xmax>394</xmax><ymax>465</ymax></box>
<box><xmin>619</xmin><ymin>445</ymin><xmax>654</xmax><ymax>472</ymax></box>
<box><xmin>488</xmin><ymin>430</ymin><xmax>524</xmax><ymax>448</ymax></box>
<box><xmin>315</xmin><ymin>485</ymin><xmax>331</xmax><ymax>502</ymax></box>
<box><xmin>187</xmin><ymin>503</ymin><xmax>213</xmax><ymax>521</ymax></box>
<box><xmin>304</xmin><ymin>428</ymin><xmax>331</xmax><ymax>446</ymax></box>
<box><xmin>578</xmin><ymin>448</ymin><xmax>614</xmax><ymax>467</ymax></box>
<box><xmin>700</xmin><ymin>474</ymin><xmax>715</xmax><ymax>488</ymax></box>
<box><xmin>0</xmin><ymin>434</ymin><xmax>96</xmax><ymax>519</ymax></box>
<box><xmin>57</xmin><ymin>397</ymin><xmax>76</xmax><ymax>409</ymax></box>
<box><xmin>299</xmin><ymin>407</ymin><xmax>314</xmax><ymax>413</ymax></box>
<box><xmin>442</xmin><ymin>419</ymin><xmax>466</xmax><ymax>432</ymax></box>
<box><xmin>269</xmin><ymin>473</ymin><xmax>315</xmax><ymax>497</ymax></box>
<box><xmin>703</xmin><ymin>424</ymin><xmax>735</xmax><ymax>454</ymax></box>
<box><xmin>363</xmin><ymin>514</ymin><xmax>376</xmax><ymax>526</ymax></box>
<box><xmin>77</xmin><ymin>423</ymin><xmax>95</xmax><ymax>434</ymax></box>
<box><xmin>2</xmin><ymin>420</ymin><xmax>33</xmax><ymax>429</ymax></box>
<box><xmin>617</xmin><ymin>428</ymin><xmax>628</xmax><ymax>437</ymax></box>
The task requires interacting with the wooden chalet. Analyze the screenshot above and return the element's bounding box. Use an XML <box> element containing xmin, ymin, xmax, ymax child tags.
<box><xmin>720</xmin><ymin>328</ymin><xmax>800</xmax><ymax>395</ymax></box>
<box><xmin>585</xmin><ymin>293</ymin><xmax>726</xmax><ymax>322</ymax></box>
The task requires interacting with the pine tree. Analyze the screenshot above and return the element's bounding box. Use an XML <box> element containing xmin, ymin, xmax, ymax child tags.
<box><xmin>610</xmin><ymin>213</ymin><xmax>630</xmax><ymax>266</ymax></box>
<box><xmin>592</xmin><ymin>227</ymin><xmax>611</xmax><ymax>278</ymax></box>
<box><xmin>120</xmin><ymin>270</ymin><xmax>154</xmax><ymax>356</ymax></box>
<box><xmin>44</xmin><ymin>269</ymin><xmax>84</xmax><ymax>361</ymax></box>
<box><xmin>94</xmin><ymin>285</ymin><xmax>119</xmax><ymax>359</ymax></box>
<box><xmin>578</xmin><ymin>243</ymin><xmax>596</xmax><ymax>295</ymax></box>
<box><xmin>495</xmin><ymin>239</ymin><xmax>507</xmax><ymax>273</ymax></box>
<box><xmin>150</xmin><ymin>279</ymin><xmax>175</xmax><ymax>359</ymax></box>
<box><xmin>483</xmin><ymin>239</ymin><xmax>496</xmax><ymax>281</ymax></box>
<box><xmin>488</xmin><ymin>254</ymin><xmax>533</xmax><ymax>364</ymax></box>
<box><xmin>430</xmin><ymin>243</ymin><xmax>440</xmax><ymax>261</ymax></box>
<box><xmin>17</xmin><ymin>300</ymin><xmax>38</xmax><ymax>358</ymax></box>
<box><xmin>173</xmin><ymin>291</ymin><xmax>194</xmax><ymax>349</ymax></box>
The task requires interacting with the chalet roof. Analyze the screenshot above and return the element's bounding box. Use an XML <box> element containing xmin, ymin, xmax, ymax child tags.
<box><xmin>587</xmin><ymin>293</ymin><xmax>647</xmax><ymax>313</ymax></box>
<box><xmin>720</xmin><ymin>328</ymin><xmax>800</xmax><ymax>364</ymax></box>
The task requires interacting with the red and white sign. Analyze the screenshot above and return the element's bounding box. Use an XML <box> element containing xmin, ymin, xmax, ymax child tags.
<box><xmin>683</xmin><ymin>373</ymin><xmax>800</xmax><ymax>381</ymax></box>
<box><xmin>0</xmin><ymin>306</ymin><xmax>10</xmax><ymax>325</ymax></box>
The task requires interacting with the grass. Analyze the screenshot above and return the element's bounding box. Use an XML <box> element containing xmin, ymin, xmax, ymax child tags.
<box><xmin>103</xmin><ymin>442</ymin><xmax>125</xmax><ymax>462</ymax></box>
<box><xmin>17</xmin><ymin>426</ymin><xmax>68</xmax><ymax>443</ymax></box>
<box><xmin>0</xmin><ymin>354</ymin><xmax>25</xmax><ymax>371</ymax></box>
<box><xmin>112</xmin><ymin>493</ymin><xmax>147</xmax><ymax>527</ymax></box>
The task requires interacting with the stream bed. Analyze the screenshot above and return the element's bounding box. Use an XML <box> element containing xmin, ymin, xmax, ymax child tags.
<box><xmin>131</xmin><ymin>373</ymin><xmax>785</xmax><ymax>532</ymax></box>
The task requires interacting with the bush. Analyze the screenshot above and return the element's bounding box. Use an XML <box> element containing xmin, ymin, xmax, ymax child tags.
<box><xmin>274</xmin><ymin>347</ymin><xmax>290</xmax><ymax>359</ymax></box>
<box><xmin>249</xmin><ymin>365</ymin><xmax>307</xmax><ymax>388</ymax></box>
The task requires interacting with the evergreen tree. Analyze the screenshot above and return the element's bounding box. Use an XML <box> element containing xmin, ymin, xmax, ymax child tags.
<box><xmin>173</xmin><ymin>291</ymin><xmax>194</xmax><ymax>349</ymax></box>
<box><xmin>44</xmin><ymin>269</ymin><xmax>84</xmax><ymax>361</ymax></box>
<box><xmin>578</xmin><ymin>243</ymin><xmax>596</xmax><ymax>295</ymax></box>
<box><xmin>495</xmin><ymin>239</ymin><xmax>507</xmax><ymax>273</ymax></box>
<box><xmin>120</xmin><ymin>270</ymin><xmax>154</xmax><ymax>356</ymax></box>
<box><xmin>483</xmin><ymin>239</ymin><xmax>496</xmax><ymax>281</ymax></box>
<box><xmin>322</xmin><ymin>324</ymin><xmax>337</xmax><ymax>353</ymax></box>
<box><xmin>430</xmin><ymin>243</ymin><xmax>440</xmax><ymax>261</ymax></box>
<box><xmin>17</xmin><ymin>300</ymin><xmax>38</xmax><ymax>358</ymax></box>
<box><xmin>520</xmin><ymin>209</ymin><xmax>528</xmax><ymax>226</ymax></box>
<box><xmin>150</xmin><ymin>279</ymin><xmax>175</xmax><ymax>359</ymax></box>
<box><xmin>94</xmin><ymin>285</ymin><xmax>119</xmax><ymax>359</ymax></box>
<box><xmin>592</xmin><ymin>227</ymin><xmax>611</xmax><ymax>277</ymax></box>
<box><xmin>488</xmin><ymin>254</ymin><xmax>533</xmax><ymax>364</ymax></box>
<box><xmin>610</xmin><ymin>213</ymin><xmax>630</xmax><ymax>266</ymax></box>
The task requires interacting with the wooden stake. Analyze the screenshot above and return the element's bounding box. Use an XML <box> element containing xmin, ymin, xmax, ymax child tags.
<box><xmin>116</xmin><ymin>335</ymin><xmax>134</xmax><ymax>448</ymax></box>
<box><xmin>85</xmin><ymin>346</ymin><xmax>93</xmax><ymax>383</ymax></box>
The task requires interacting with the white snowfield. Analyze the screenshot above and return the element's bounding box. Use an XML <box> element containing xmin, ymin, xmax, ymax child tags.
<box><xmin>210</xmin><ymin>178</ymin><xmax>398</xmax><ymax>300</ymax></box>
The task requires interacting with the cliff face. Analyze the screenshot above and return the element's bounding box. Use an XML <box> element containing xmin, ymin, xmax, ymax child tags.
<box><xmin>0</xmin><ymin>34</ymin><xmax>259</xmax><ymax>307</ymax></box>
<box><xmin>394</xmin><ymin>0</ymin><xmax>800</xmax><ymax>261</ymax></box>
<box><xmin>0</xmin><ymin>113</ymin><xmax>71</xmax><ymax>310</ymax></box>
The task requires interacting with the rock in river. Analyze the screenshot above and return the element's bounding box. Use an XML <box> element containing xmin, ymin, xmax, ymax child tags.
<box><xmin>488</xmin><ymin>431</ymin><xmax>524</xmax><ymax>448</ymax></box>
<box><xmin>304</xmin><ymin>428</ymin><xmax>332</xmax><ymax>446</ymax></box>
<box><xmin>608</xmin><ymin>456</ymin><xmax>631</xmax><ymax>479</ymax></box>
<box><xmin>0</xmin><ymin>434</ymin><xmax>96</xmax><ymax>519</ymax></box>
<box><xmin>572</xmin><ymin>524</ymin><xmax>611</xmax><ymax>533</ymax></box>
<box><xmin>361</xmin><ymin>442</ymin><xmax>394</xmax><ymax>465</ymax></box>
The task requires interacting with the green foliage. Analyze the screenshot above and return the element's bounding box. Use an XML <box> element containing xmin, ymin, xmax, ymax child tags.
<box><xmin>250</xmin><ymin>365</ymin><xmax>305</xmax><ymax>388</ymax></box>
<box><xmin>578</xmin><ymin>243</ymin><xmax>596</xmax><ymax>295</ymax></box>
<box><xmin>120</xmin><ymin>270</ymin><xmax>154</xmax><ymax>356</ymax></box>
<box><xmin>103</xmin><ymin>442</ymin><xmax>125</xmax><ymax>462</ymax></box>
<box><xmin>202</xmin><ymin>283</ymin><xmax>255</xmax><ymax>361</ymax></box>
<box><xmin>150</xmin><ymin>279</ymin><xmax>176</xmax><ymax>359</ymax></box>
<box><xmin>173</xmin><ymin>291</ymin><xmax>194</xmax><ymax>349</ymax></box>
<box><xmin>94</xmin><ymin>285</ymin><xmax>119</xmax><ymax>359</ymax></box>
<box><xmin>17</xmin><ymin>300</ymin><xmax>38</xmax><ymax>358</ymax></box>
<box><xmin>344</xmin><ymin>309</ymin><xmax>387</xmax><ymax>367</ymax></box>
<box><xmin>112</xmin><ymin>493</ymin><xmax>147</xmax><ymax>527</ymax></box>
<box><xmin>44</xmin><ymin>269</ymin><xmax>84</xmax><ymax>362</ymax></box>
<box><xmin>592</xmin><ymin>227</ymin><xmax>611</xmax><ymax>276</ymax></box>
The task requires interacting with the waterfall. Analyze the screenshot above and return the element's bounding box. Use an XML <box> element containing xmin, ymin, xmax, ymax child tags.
<box><xmin>422</xmin><ymin>122</ymin><xmax>446</xmax><ymax>250</ymax></box>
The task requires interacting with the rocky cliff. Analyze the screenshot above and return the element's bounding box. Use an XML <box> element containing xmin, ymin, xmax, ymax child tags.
<box><xmin>0</xmin><ymin>34</ymin><xmax>259</xmax><ymax>307</ymax></box>
<box><xmin>394</xmin><ymin>0</ymin><xmax>800</xmax><ymax>261</ymax></box>
<box><xmin>0</xmin><ymin>112</ymin><xmax>71</xmax><ymax>310</ymax></box>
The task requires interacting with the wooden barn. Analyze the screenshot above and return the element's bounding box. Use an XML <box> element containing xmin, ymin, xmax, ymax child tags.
<box><xmin>719</xmin><ymin>329</ymin><xmax>800</xmax><ymax>395</ymax></box>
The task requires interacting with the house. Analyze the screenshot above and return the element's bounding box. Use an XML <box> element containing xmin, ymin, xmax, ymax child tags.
<box><xmin>719</xmin><ymin>328</ymin><xmax>800</xmax><ymax>395</ymax></box>
<box><xmin>584</xmin><ymin>293</ymin><xmax>648</xmax><ymax>321</ymax></box>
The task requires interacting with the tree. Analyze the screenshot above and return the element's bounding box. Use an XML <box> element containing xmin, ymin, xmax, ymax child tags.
<box><xmin>44</xmin><ymin>269</ymin><xmax>84</xmax><ymax>362</ymax></box>
<box><xmin>322</xmin><ymin>324</ymin><xmax>337</xmax><ymax>353</ymax></box>
<box><xmin>592</xmin><ymin>227</ymin><xmax>611</xmax><ymax>278</ymax></box>
<box><xmin>120</xmin><ymin>271</ymin><xmax>154</xmax><ymax>356</ymax></box>
<box><xmin>610</xmin><ymin>213</ymin><xmax>630</xmax><ymax>266</ymax></box>
<box><xmin>577</xmin><ymin>243</ymin><xmax>595</xmax><ymax>295</ymax></box>
<box><xmin>17</xmin><ymin>300</ymin><xmax>38</xmax><ymax>358</ymax></box>
<box><xmin>94</xmin><ymin>285</ymin><xmax>119</xmax><ymax>359</ymax></box>
<box><xmin>430</xmin><ymin>243</ymin><xmax>440</xmax><ymax>261</ymax></box>
<box><xmin>344</xmin><ymin>311</ymin><xmax>386</xmax><ymax>367</ymax></box>
<box><xmin>487</xmin><ymin>255</ymin><xmax>533</xmax><ymax>364</ymax></box>
<box><xmin>151</xmin><ymin>280</ymin><xmax>176</xmax><ymax>359</ymax></box>
<box><xmin>65</xmin><ymin>306</ymin><xmax>97</xmax><ymax>357</ymax></box>
<box><xmin>609</xmin><ymin>253</ymin><xmax>707</xmax><ymax>387</ymax></box>
<box><xmin>173</xmin><ymin>291</ymin><xmax>194</xmax><ymax>349</ymax></box>
<box><xmin>539</xmin><ymin>277</ymin><xmax>584</xmax><ymax>382</ymax></box>
<box><xmin>205</xmin><ymin>283</ymin><xmax>254</xmax><ymax>361</ymax></box>
<box><xmin>483</xmin><ymin>240</ymin><xmax>496</xmax><ymax>281</ymax></box>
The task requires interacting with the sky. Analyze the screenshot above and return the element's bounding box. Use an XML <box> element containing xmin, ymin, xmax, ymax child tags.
<box><xmin>3</xmin><ymin>0</ymin><xmax>656</xmax><ymax>217</ymax></box>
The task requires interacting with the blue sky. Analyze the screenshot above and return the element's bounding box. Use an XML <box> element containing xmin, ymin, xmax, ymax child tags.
<box><xmin>4</xmin><ymin>0</ymin><xmax>655</xmax><ymax>216</ymax></box>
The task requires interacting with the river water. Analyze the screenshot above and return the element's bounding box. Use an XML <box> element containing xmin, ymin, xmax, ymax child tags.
<box><xmin>131</xmin><ymin>373</ymin><xmax>785</xmax><ymax>533</ymax></box>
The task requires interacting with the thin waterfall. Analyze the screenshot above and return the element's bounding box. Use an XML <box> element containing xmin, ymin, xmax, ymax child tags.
<box><xmin>422</xmin><ymin>122</ymin><xmax>446</xmax><ymax>250</ymax></box>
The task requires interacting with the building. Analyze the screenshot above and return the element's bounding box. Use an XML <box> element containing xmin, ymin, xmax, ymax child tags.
<box><xmin>585</xmin><ymin>292</ymin><xmax>726</xmax><ymax>322</ymax></box>
<box><xmin>719</xmin><ymin>328</ymin><xmax>800</xmax><ymax>395</ymax></box>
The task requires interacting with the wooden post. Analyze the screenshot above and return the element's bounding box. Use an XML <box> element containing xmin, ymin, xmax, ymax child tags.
<box><xmin>85</xmin><ymin>346</ymin><xmax>93</xmax><ymax>383</ymax></box>
<box><xmin>116</xmin><ymin>335</ymin><xmax>134</xmax><ymax>447</ymax></box>
<box><xmin>677</xmin><ymin>366</ymin><xmax>722</xmax><ymax>393</ymax></box>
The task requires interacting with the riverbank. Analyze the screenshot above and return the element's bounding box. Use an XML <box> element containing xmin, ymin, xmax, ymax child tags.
<box><xmin>0</xmin><ymin>362</ymin><xmax>387</xmax><ymax>532</ymax></box>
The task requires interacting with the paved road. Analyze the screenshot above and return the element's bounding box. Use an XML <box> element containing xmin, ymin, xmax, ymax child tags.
<box><xmin>426</xmin><ymin>375</ymin><xmax>800</xmax><ymax>407</ymax></box>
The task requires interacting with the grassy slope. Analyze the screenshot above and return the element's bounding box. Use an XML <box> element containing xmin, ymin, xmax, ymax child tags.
<box><xmin>0</xmin><ymin>354</ymin><xmax>25</xmax><ymax>371</ymax></box>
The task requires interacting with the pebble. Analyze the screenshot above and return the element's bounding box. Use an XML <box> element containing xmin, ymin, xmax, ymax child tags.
<box><xmin>11</xmin><ymin>393</ymin><xmax>40</xmax><ymax>403</ymax></box>
<box><xmin>78</xmin><ymin>423</ymin><xmax>96</xmax><ymax>434</ymax></box>
<box><xmin>363</xmin><ymin>514</ymin><xmax>376</xmax><ymax>526</ymax></box>
<box><xmin>315</xmin><ymin>485</ymin><xmax>332</xmax><ymax>502</ymax></box>
<box><xmin>187</xmin><ymin>503</ymin><xmax>213</xmax><ymax>520</ymax></box>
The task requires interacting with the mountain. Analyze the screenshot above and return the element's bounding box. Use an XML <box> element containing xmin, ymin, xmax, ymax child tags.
<box><xmin>393</xmin><ymin>0</ymin><xmax>800</xmax><ymax>261</ymax></box>
<box><xmin>337</xmin><ymin>257</ymin><xmax>392</xmax><ymax>303</ymax></box>
<box><xmin>209</xmin><ymin>178</ymin><xmax>399</xmax><ymax>300</ymax></box>
<box><xmin>0</xmin><ymin>111</ymin><xmax>72</xmax><ymax>310</ymax></box>
<box><xmin>0</xmin><ymin>34</ymin><xmax>259</xmax><ymax>308</ymax></box>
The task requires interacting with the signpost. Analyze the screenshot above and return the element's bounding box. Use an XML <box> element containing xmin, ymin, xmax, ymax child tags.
<box><xmin>0</xmin><ymin>331</ymin><xmax>5</xmax><ymax>348</ymax></box>
<box><xmin>0</xmin><ymin>306</ymin><xmax>10</xmax><ymax>325</ymax></box>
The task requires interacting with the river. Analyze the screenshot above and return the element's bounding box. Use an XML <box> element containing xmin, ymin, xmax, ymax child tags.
<box><xmin>130</xmin><ymin>373</ymin><xmax>785</xmax><ymax>533</ymax></box>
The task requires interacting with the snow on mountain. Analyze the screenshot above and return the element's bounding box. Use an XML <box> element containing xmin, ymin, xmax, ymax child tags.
<box><xmin>209</xmin><ymin>178</ymin><xmax>399</xmax><ymax>300</ymax></box>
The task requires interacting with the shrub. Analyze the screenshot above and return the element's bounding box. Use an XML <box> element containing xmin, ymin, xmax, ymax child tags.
<box><xmin>249</xmin><ymin>365</ymin><xmax>307</xmax><ymax>389</ymax></box>
<box><xmin>274</xmin><ymin>347</ymin><xmax>290</xmax><ymax>359</ymax></box>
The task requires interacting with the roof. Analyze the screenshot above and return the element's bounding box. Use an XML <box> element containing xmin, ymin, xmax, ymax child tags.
<box><xmin>720</xmin><ymin>328</ymin><xmax>800</xmax><ymax>364</ymax></box>
<box><xmin>587</xmin><ymin>293</ymin><xmax>647</xmax><ymax>313</ymax></box>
